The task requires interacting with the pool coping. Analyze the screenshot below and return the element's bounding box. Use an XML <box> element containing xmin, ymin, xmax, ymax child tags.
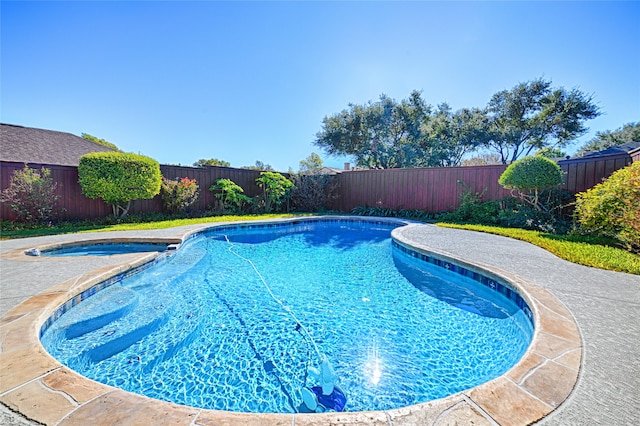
<box><xmin>0</xmin><ymin>217</ymin><xmax>582</xmax><ymax>425</ymax></box>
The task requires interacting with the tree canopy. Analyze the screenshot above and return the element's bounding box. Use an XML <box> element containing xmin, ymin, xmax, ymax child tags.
<box><xmin>299</xmin><ymin>152</ymin><xmax>324</xmax><ymax>174</ymax></box>
<box><xmin>485</xmin><ymin>78</ymin><xmax>600</xmax><ymax>163</ymax></box>
<box><xmin>242</xmin><ymin>160</ymin><xmax>275</xmax><ymax>172</ymax></box>
<box><xmin>575</xmin><ymin>122</ymin><xmax>640</xmax><ymax>157</ymax></box>
<box><xmin>314</xmin><ymin>78</ymin><xmax>601</xmax><ymax>168</ymax></box>
<box><xmin>81</xmin><ymin>133</ymin><xmax>120</xmax><ymax>151</ymax></box>
<box><xmin>193</xmin><ymin>158</ymin><xmax>231</xmax><ymax>167</ymax></box>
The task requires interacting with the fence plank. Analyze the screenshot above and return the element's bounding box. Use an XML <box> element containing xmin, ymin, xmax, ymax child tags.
<box><xmin>1</xmin><ymin>154</ymin><xmax>634</xmax><ymax>221</ymax></box>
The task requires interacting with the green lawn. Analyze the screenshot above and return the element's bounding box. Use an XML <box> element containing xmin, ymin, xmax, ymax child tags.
<box><xmin>437</xmin><ymin>223</ymin><xmax>640</xmax><ymax>275</ymax></box>
<box><xmin>0</xmin><ymin>214</ymin><xmax>302</xmax><ymax>239</ymax></box>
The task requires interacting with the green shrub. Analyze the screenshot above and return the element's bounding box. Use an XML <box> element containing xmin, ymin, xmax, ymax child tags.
<box><xmin>499</xmin><ymin>156</ymin><xmax>563</xmax><ymax>211</ymax></box>
<box><xmin>351</xmin><ymin>206</ymin><xmax>434</xmax><ymax>221</ymax></box>
<box><xmin>289</xmin><ymin>174</ymin><xmax>338</xmax><ymax>212</ymax></box>
<box><xmin>255</xmin><ymin>172</ymin><xmax>294</xmax><ymax>213</ymax></box>
<box><xmin>160</xmin><ymin>177</ymin><xmax>200</xmax><ymax>213</ymax></box>
<box><xmin>0</xmin><ymin>165</ymin><xmax>61</xmax><ymax>224</ymax></box>
<box><xmin>575</xmin><ymin>162</ymin><xmax>640</xmax><ymax>253</ymax></box>
<box><xmin>78</xmin><ymin>152</ymin><xmax>162</xmax><ymax>217</ymax></box>
<box><xmin>210</xmin><ymin>178</ymin><xmax>251</xmax><ymax>212</ymax></box>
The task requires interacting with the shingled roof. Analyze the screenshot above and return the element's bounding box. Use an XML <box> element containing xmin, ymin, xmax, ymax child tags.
<box><xmin>0</xmin><ymin>123</ymin><xmax>117</xmax><ymax>166</ymax></box>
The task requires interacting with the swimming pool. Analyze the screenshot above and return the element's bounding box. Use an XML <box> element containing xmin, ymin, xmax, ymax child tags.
<box><xmin>40</xmin><ymin>242</ymin><xmax>169</xmax><ymax>257</ymax></box>
<box><xmin>40</xmin><ymin>219</ymin><xmax>534</xmax><ymax>414</ymax></box>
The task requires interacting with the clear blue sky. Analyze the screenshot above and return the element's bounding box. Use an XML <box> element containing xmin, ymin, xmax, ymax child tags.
<box><xmin>2</xmin><ymin>1</ymin><xmax>639</xmax><ymax>172</ymax></box>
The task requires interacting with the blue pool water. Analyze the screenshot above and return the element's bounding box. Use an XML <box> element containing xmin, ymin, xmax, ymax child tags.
<box><xmin>42</xmin><ymin>243</ymin><xmax>168</xmax><ymax>257</ymax></box>
<box><xmin>41</xmin><ymin>220</ymin><xmax>534</xmax><ymax>413</ymax></box>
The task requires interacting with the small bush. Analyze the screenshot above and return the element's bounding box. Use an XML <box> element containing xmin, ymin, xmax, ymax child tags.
<box><xmin>78</xmin><ymin>152</ymin><xmax>162</xmax><ymax>217</ymax></box>
<box><xmin>255</xmin><ymin>172</ymin><xmax>294</xmax><ymax>213</ymax></box>
<box><xmin>575</xmin><ymin>162</ymin><xmax>640</xmax><ymax>253</ymax></box>
<box><xmin>210</xmin><ymin>178</ymin><xmax>251</xmax><ymax>212</ymax></box>
<box><xmin>289</xmin><ymin>174</ymin><xmax>338</xmax><ymax>212</ymax></box>
<box><xmin>499</xmin><ymin>156</ymin><xmax>563</xmax><ymax>211</ymax></box>
<box><xmin>160</xmin><ymin>177</ymin><xmax>200</xmax><ymax>214</ymax></box>
<box><xmin>351</xmin><ymin>206</ymin><xmax>434</xmax><ymax>221</ymax></box>
<box><xmin>0</xmin><ymin>165</ymin><xmax>61</xmax><ymax>224</ymax></box>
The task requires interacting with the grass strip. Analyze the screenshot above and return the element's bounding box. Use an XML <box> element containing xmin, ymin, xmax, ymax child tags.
<box><xmin>437</xmin><ymin>223</ymin><xmax>640</xmax><ymax>275</ymax></box>
<box><xmin>0</xmin><ymin>214</ymin><xmax>303</xmax><ymax>239</ymax></box>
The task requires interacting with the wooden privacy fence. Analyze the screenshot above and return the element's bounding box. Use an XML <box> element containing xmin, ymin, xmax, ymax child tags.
<box><xmin>557</xmin><ymin>151</ymin><xmax>635</xmax><ymax>194</ymax></box>
<box><xmin>329</xmin><ymin>165</ymin><xmax>510</xmax><ymax>212</ymax></box>
<box><xmin>0</xmin><ymin>162</ymin><xmax>264</xmax><ymax>221</ymax></box>
<box><xmin>1</xmin><ymin>152</ymin><xmax>634</xmax><ymax>221</ymax></box>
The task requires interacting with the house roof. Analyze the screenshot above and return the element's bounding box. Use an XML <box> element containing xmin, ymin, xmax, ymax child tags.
<box><xmin>0</xmin><ymin>123</ymin><xmax>117</xmax><ymax>166</ymax></box>
<box><xmin>581</xmin><ymin>141</ymin><xmax>640</xmax><ymax>158</ymax></box>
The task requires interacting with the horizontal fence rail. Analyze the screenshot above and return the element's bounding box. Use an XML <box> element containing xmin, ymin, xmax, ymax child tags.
<box><xmin>1</xmin><ymin>152</ymin><xmax>635</xmax><ymax>221</ymax></box>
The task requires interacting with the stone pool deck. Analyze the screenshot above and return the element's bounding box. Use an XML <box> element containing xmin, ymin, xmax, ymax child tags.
<box><xmin>0</xmin><ymin>219</ymin><xmax>638</xmax><ymax>425</ymax></box>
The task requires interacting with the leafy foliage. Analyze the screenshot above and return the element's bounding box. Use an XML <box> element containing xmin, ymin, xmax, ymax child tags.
<box><xmin>193</xmin><ymin>158</ymin><xmax>231</xmax><ymax>167</ymax></box>
<box><xmin>575</xmin><ymin>162</ymin><xmax>640</xmax><ymax>253</ymax></box>
<box><xmin>160</xmin><ymin>177</ymin><xmax>200</xmax><ymax>213</ymax></box>
<box><xmin>289</xmin><ymin>174</ymin><xmax>338</xmax><ymax>212</ymax></box>
<box><xmin>81</xmin><ymin>133</ymin><xmax>120</xmax><ymax>151</ymax></box>
<box><xmin>0</xmin><ymin>165</ymin><xmax>61</xmax><ymax>223</ymax></box>
<box><xmin>209</xmin><ymin>178</ymin><xmax>251</xmax><ymax>212</ymax></box>
<box><xmin>461</xmin><ymin>152</ymin><xmax>502</xmax><ymax>166</ymax></box>
<box><xmin>351</xmin><ymin>206</ymin><xmax>434</xmax><ymax>221</ymax></box>
<box><xmin>499</xmin><ymin>156</ymin><xmax>563</xmax><ymax>211</ymax></box>
<box><xmin>575</xmin><ymin>122</ymin><xmax>640</xmax><ymax>157</ymax></box>
<box><xmin>315</xmin><ymin>78</ymin><xmax>600</xmax><ymax>169</ymax></box>
<box><xmin>315</xmin><ymin>91</ymin><xmax>430</xmax><ymax>169</ymax></box>
<box><xmin>485</xmin><ymin>78</ymin><xmax>600</xmax><ymax>163</ymax></box>
<box><xmin>299</xmin><ymin>152</ymin><xmax>324</xmax><ymax>174</ymax></box>
<box><xmin>255</xmin><ymin>172</ymin><xmax>294</xmax><ymax>213</ymax></box>
<box><xmin>78</xmin><ymin>152</ymin><xmax>162</xmax><ymax>217</ymax></box>
<box><xmin>242</xmin><ymin>161</ymin><xmax>275</xmax><ymax>172</ymax></box>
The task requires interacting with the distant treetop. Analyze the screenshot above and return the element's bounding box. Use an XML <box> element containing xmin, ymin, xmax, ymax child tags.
<box><xmin>81</xmin><ymin>133</ymin><xmax>120</xmax><ymax>151</ymax></box>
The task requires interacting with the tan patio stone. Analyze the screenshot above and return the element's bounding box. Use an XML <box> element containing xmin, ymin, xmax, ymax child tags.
<box><xmin>466</xmin><ymin>377</ymin><xmax>551</xmax><ymax>426</ymax></box>
<box><xmin>506</xmin><ymin>351</ymin><xmax>545</xmax><ymax>383</ymax></box>
<box><xmin>554</xmin><ymin>347</ymin><xmax>581</xmax><ymax>370</ymax></box>
<box><xmin>530</xmin><ymin>331</ymin><xmax>580</xmax><ymax>360</ymax></box>
<box><xmin>59</xmin><ymin>390</ymin><xmax>199</xmax><ymax>425</ymax></box>
<box><xmin>525</xmin><ymin>286</ymin><xmax>574</xmax><ymax>319</ymax></box>
<box><xmin>537</xmin><ymin>304</ymin><xmax>580</xmax><ymax>343</ymax></box>
<box><xmin>42</xmin><ymin>367</ymin><xmax>109</xmax><ymax>404</ymax></box>
<box><xmin>521</xmin><ymin>360</ymin><xmax>578</xmax><ymax>408</ymax></box>
<box><xmin>433</xmin><ymin>400</ymin><xmax>494</xmax><ymax>425</ymax></box>
<box><xmin>0</xmin><ymin>313</ymin><xmax>39</xmax><ymax>352</ymax></box>
<box><xmin>0</xmin><ymin>346</ymin><xmax>60</xmax><ymax>393</ymax></box>
<box><xmin>0</xmin><ymin>380</ymin><xmax>75</xmax><ymax>425</ymax></box>
<box><xmin>4</xmin><ymin>292</ymin><xmax>67</xmax><ymax>317</ymax></box>
<box><xmin>0</xmin><ymin>312</ymin><xmax>29</xmax><ymax>328</ymax></box>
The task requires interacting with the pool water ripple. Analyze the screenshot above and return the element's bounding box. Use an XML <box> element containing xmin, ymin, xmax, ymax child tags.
<box><xmin>41</xmin><ymin>220</ymin><xmax>534</xmax><ymax>413</ymax></box>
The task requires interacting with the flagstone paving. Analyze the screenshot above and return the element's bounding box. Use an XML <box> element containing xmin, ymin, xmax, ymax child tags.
<box><xmin>1</xmin><ymin>219</ymin><xmax>637</xmax><ymax>425</ymax></box>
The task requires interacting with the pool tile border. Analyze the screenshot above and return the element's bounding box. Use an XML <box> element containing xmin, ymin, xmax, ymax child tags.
<box><xmin>0</xmin><ymin>218</ymin><xmax>582</xmax><ymax>425</ymax></box>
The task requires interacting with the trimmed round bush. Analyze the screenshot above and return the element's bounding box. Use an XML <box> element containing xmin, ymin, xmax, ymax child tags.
<box><xmin>78</xmin><ymin>152</ymin><xmax>162</xmax><ymax>217</ymax></box>
<box><xmin>499</xmin><ymin>156</ymin><xmax>563</xmax><ymax>191</ymax></box>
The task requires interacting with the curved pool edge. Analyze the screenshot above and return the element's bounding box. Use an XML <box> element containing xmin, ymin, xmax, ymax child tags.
<box><xmin>0</xmin><ymin>217</ymin><xmax>582</xmax><ymax>425</ymax></box>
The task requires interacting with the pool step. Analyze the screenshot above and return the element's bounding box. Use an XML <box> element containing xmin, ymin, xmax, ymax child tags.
<box><xmin>85</xmin><ymin>312</ymin><xmax>171</xmax><ymax>363</ymax></box>
<box><xmin>59</xmin><ymin>285</ymin><xmax>174</xmax><ymax>368</ymax></box>
<box><xmin>57</xmin><ymin>286</ymin><xmax>139</xmax><ymax>339</ymax></box>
